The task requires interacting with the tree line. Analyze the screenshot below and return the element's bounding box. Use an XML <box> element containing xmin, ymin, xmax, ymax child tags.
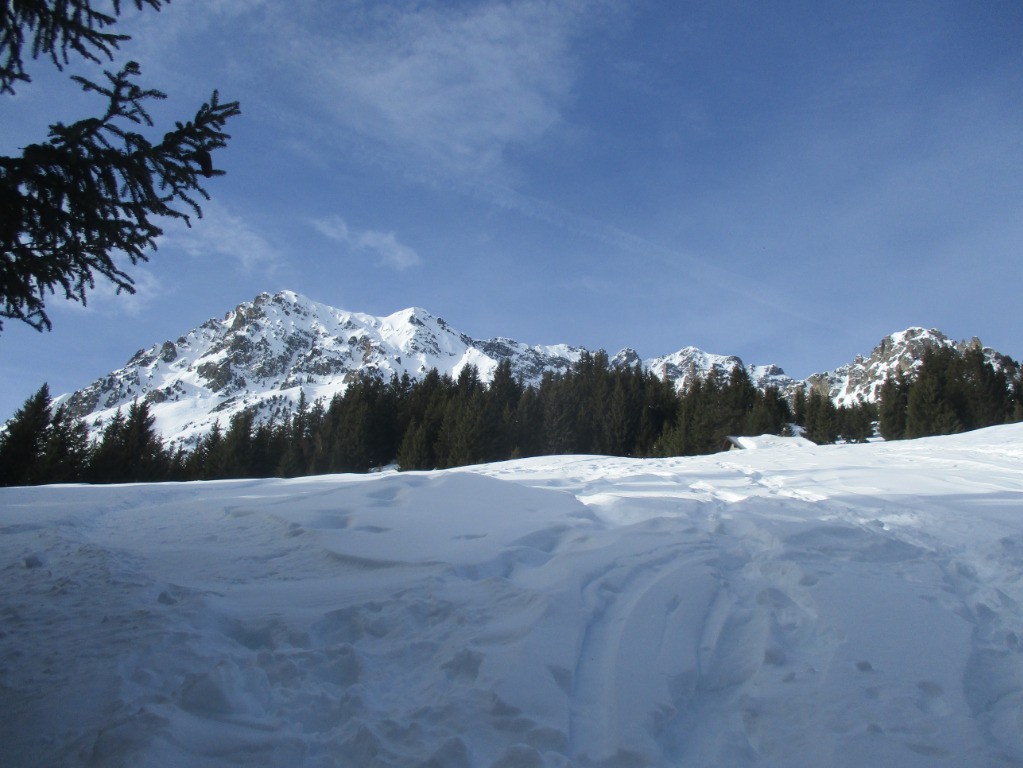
<box><xmin>2</xmin><ymin>346</ymin><xmax>1020</xmax><ymax>486</ymax></box>
<box><xmin>877</xmin><ymin>345</ymin><xmax>1022</xmax><ymax>440</ymax></box>
<box><xmin>1</xmin><ymin>353</ymin><xmax>784</xmax><ymax>485</ymax></box>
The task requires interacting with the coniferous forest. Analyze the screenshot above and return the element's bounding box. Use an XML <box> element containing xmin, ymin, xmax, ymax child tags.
<box><xmin>2</xmin><ymin>347</ymin><xmax>1021</xmax><ymax>487</ymax></box>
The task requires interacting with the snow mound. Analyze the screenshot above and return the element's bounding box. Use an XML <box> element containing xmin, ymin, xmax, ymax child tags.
<box><xmin>3</xmin><ymin>424</ymin><xmax>1023</xmax><ymax>766</ymax></box>
<box><xmin>728</xmin><ymin>434</ymin><xmax>816</xmax><ymax>450</ymax></box>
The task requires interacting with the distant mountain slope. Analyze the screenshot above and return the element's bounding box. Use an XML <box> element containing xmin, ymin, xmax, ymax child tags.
<box><xmin>56</xmin><ymin>291</ymin><xmax>1012</xmax><ymax>446</ymax></box>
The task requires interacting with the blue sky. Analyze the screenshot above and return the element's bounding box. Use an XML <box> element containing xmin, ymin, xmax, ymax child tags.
<box><xmin>2</xmin><ymin>0</ymin><xmax>1021</xmax><ymax>419</ymax></box>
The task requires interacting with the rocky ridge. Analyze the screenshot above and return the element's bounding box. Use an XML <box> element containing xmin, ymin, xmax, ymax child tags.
<box><xmin>806</xmin><ymin>327</ymin><xmax>1004</xmax><ymax>407</ymax></box>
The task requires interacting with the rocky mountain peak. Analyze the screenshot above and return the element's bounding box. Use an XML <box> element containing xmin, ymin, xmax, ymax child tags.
<box><xmin>807</xmin><ymin>327</ymin><xmax>1005</xmax><ymax>407</ymax></box>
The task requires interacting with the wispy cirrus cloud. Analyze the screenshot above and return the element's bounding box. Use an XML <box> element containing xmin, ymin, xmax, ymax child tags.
<box><xmin>164</xmin><ymin>200</ymin><xmax>283</xmax><ymax>275</ymax></box>
<box><xmin>285</xmin><ymin>1</ymin><xmax>597</xmax><ymax>180</ymax></box>
<box><xmin>126</xmin><ymin>0</ymin><xmax>609</xmax><ymax>188</ymax></box>
<box><xmin>52</xmin><ymin>263</ymin><xmax>163</xmax><ymax>319</ymax></box>
<box><xmin>312</xmin><ymin>216</ymin><xmax>421</xmax><ymax>271</ymax></box>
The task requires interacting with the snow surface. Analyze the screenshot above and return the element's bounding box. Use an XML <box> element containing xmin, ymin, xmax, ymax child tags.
<box><xmin>3</xmin><ymin>425</ymin><xmax>1023</xmax><ymax>766</ymax></box>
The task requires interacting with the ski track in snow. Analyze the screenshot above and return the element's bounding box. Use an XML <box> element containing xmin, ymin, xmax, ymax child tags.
<box><xmin>2</xmin><ymin>425</ymin><xmax>1023</xmax><ymax>766</ymax></box>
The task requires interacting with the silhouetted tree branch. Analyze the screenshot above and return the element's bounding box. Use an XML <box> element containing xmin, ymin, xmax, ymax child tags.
<box><xmin>1</xmin><ymin>1</ymin><xmax>240</xmax><ymax>332</ymax></box>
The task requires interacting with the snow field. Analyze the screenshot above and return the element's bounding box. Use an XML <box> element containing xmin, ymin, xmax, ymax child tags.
<box><xmin>2</xmin><ymin>425</ymin><xmax>1023</xmax><ymax>766</ymax></box>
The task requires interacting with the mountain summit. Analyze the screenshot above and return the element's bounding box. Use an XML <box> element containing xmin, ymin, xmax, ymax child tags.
<box><xmin>57</xmin><ymin>291</ymin><xmax>1005</xmax><ymax>446</ymax></box>
<box><xmin>60</xmin><ymin>291</ymin><xmax>588</xmax><ymax>445</ymax></box>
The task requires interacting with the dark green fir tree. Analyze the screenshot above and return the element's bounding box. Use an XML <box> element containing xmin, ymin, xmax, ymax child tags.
<box><xmin>0</xmin><ymin>383</ymin><xmax>53</xmax><ymax>485</ymax></box>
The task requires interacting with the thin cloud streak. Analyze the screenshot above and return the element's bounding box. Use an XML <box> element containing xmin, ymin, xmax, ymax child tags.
<box><xmin>163</xmin><ymin>201</ymin><xmax>284</xmax><ymax>275</ymax></box>
<box><xmin>474</xmin><ymin>180</ymin><xmax>829</xmax><ymax>328</ymax></box>
<box><xmin>313</xmin><ymin>216</ymin><xmax>422</xmax><ymax>271</ymax></box>
<box><xmin>52</xmin><ymin>265</ymin><xmax>162</xmax><ymax>319</ymax></box>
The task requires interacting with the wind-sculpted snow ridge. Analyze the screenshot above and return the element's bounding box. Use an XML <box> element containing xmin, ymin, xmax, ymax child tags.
<box><xmin>3</xmin><ymin>424</ymin><xmax>1023</xmax><ymax>766</ymax></box>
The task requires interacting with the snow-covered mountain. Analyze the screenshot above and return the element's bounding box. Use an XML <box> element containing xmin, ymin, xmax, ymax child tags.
<box><xmin>57</xmin><ymin>291</ymin><xmax>1012</xmax><ymax>445</ymax></box>
<box><xmin>644</xmin><ymin>346</ymin><xmax>793</xmax><ymax>394</ymax></box>
<box><xmin>60</xmin><ymin>291</ymin><xmax>590</xmax><ymax>445</ymax></box>
<box><xmin>807</xmin><ymin>327</ymin><xmax>1007</xmax><ymax>407</ymax></box>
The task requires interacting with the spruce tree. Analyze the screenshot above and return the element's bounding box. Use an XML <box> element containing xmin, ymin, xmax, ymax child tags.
<box><xmin>1015</xmin><ymin>369</ymin><xmax>1023</xmax><ymax>423</ymax></box>
<box><xmin>397</xmin><ymin>419</ymin><xmax>432</xmax><ymax>471</ymax></box>
<box><xmin>1</xmin><ymin>1</ymin><xmax>240</xmax><ymax>331</ymax></box>
<box><xmin>325</xmin><ymin>375</ymin><xmax>400</xmax><ymax>472</ymax></box>
<box><xmin>277</xmin><ymin>390</ymin><xmax>311</xmax><ymax>477</ymax></box>
<box><xmin>579</xmin><ymin>350</ymin><xmax>612</xmax><ymax>453</ymax></box>
<box><xmin>602</xmin><ymin>376</ymin><xmax>637</xmax><ymax>455</ymax></box>
<box><xmin>40</xmin><ymin>404</ymin><xmax>91</xmax><ymax>482</ymax></box>
<box><xmin>0</xmin><ymin>383</ymin><xmax>53</xmax><ymax>485</ymax></box>
<box><xmin>166</xmin><ymin>446</ymin><xmax>190</xmax><ymax>481</ymax></box>
<box><xmin>878</xmin><ymin>372</ymin><xmax>909</xmax><ymax>440</ymax></box>
<box><xmin>904</xmin><ymin>347</ymin><xmax>966</xmax><ymax>438</ymax></box>
<box><xmin>905</xmin><ymin>371</ymin><xmax>942</xmax><ymax>438</ymax></box>
<box><xmin>636</xmin><ymin>371</ymin><xmax>677</xmax><ymax>456</ymax></box>
<box><xmin>446</xmin><ymin>393</ymin><xmax>486</xmax><ymax>467</ymax></box>
<box><xmin>88</xmin><ymin>407</ymin><xmax>127</xmax><ymax>482</ymax></box>
<box><xmin>326</xmin><ymin>386</ymin><xmax>368</xmax><ymax>472</ymax></box>
<box><xmin>456</xmin><ymin>364</ymin><xmax>483</xmax><ymax>399</ymax></box>
<box><xmin>961</xmin><ymin>347</ymin><xmax>1011</xmax><ymax>429</ymax></box>
<box><xmin>221</xmin><ymin>410</ymin><xmax>255</xmax><ymax>478</ymax></box>
<box><xmin>513</xmin><ymin>386</ymin><xmax>546</xmax><ymax>458</ymax></box>
<box><xmin>658</xmin><ymin>378</ymin><xmax>715</xmax><ymax>456</ymax></box>
<box><xmin>541</xmin><ymin>374</ymin><xmax>577</xmax><ymax>455</ymax></box>
<box><xmin>803</xmin><ymin>389</ymin><xmax>839</xmax><ymax>444</ymax></box>
<box><xmin>190</xmin><ymin>420</ymin><xmax>224</xmax><ymax>479</ymax></box>
<box><xmin>403</xmin><ymin>369</ymin><xmax>449</xmax><ymax>468</ymax></box>
<box><xmin>764</xmin><ymin>386</ymin><xmax>793</xmax><ymax>434</ymax></box>
<box><xmin>792</xmin><ymin>386</ymin><xmax>807</xmax><ymax>426</ymax></box>
<box><xmin>744</xmin><ymin>395</ymin><xmax>777</xmax><ymax>436</ymax></box>
<box><xmin>122</xmin><ymin>400</ymin><xmax>167</xmax><ymax>481</ymax></box>
<box><xmin>837</xmin><ymin>401</ymin><xmax>876</xmax><ymax>443</ymax></box>
<box><xmin>252</xmin><ymin>420</ymin><xmax>285</xmax><ymax>478</ymax></box>
<box><xmin>487</xmin><ymin>359</ymin><xmax>521</xmax><ymax>414</ymax></box>
<box><xmin>481</xmin><ymin>359</ymin><xmax>521</xmax><ymax>460</ymax></box>
<box><xmin>723</xmin><ymin>364</ymin><xmax>756</xmax><ymax>436</ymax></box>
<box><xmin>82</xmin><ymin>401</ymin><xmax>167</xmax><ymax>482</ymax></box>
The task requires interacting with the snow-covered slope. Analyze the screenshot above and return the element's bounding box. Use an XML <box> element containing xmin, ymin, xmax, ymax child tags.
<box><xmin>55</xmin><ymin>291</ymin><xmax>1013</xmax><ymax>446</ymax></box>
<box><xmin>3</xmin><ymin>424</ymin><xmax>1023</xmax><ymax>766</ymax></box>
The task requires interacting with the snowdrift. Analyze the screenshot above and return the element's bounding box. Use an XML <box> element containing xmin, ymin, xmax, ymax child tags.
<box><xmin>3</xmin><ymin>425</ymin><xmax>1023</xmax><ymax>767</ymax></box>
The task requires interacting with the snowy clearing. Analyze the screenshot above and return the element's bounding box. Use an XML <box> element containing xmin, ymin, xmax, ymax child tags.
<box><xmin>3</xmin><ymin>425</ymin><xmax>1023</xmax><ymax>767</ymax></box>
